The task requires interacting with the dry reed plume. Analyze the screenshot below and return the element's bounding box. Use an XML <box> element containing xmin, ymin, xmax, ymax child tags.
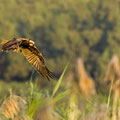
<box><xmin>65</xmin><ymin>58</ymin><xmax>96</xmax><ymax>119</ymax></box>
<box><xmin>0</xmin><ymin>89</ymin><xmax>27</xmax><ymax>119</ymax></box>
<box><xmin>76</xmin><ymin>58</ymin><xmax>96</xmax><ymax>97</ymax></box>
<box><xmin>104</xmin><ymin>54</ymin><xmax>120</xmax><ymax>120</ymax></box>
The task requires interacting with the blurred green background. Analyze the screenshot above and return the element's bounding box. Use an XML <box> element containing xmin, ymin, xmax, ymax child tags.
<box><xmin>0</xmin><ymin>0</ymin><xmax>119</xmax><ymax>90</ymax></box>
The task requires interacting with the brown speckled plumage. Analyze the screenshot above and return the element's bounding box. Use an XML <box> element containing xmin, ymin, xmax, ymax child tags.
<box><xmin>1</xmin><ymin>38</ymin><xmax>55</xmax><ymax>81</ymax></box>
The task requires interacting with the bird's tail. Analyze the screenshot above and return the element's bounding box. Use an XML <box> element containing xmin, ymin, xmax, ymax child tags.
<box><xmin>45</xmin><ymin>67</ymin><xmax>56</xmax><ymax>81</ymax></box>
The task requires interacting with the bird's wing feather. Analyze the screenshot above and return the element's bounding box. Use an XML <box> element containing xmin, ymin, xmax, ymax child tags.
<box><xmin>22</xmin><ymin>46</ymin><xmax>53</xmax><ymax>80</ymax></box>
<box><xmin>22</xmin><ymin>48</ymin><xmax>43</xmax><ymax>68</ymax></box>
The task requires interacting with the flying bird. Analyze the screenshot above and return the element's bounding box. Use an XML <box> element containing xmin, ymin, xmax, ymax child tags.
<box><xmin>1</xmin><ymin>38</ymin><xmax>54</xmax><ymax>81</ymax></box>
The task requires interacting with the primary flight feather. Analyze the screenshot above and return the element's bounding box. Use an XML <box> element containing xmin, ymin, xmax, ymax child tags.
<box><xmin>1</xmin><ymin>38</ymin><xmax>54</xmax><ymax>81</ymax></box>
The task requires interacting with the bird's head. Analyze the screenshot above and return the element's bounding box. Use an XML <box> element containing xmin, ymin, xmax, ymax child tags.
<box><xmin>29</xmin><ymin>40</ymin><xmax>35</xmax><ymax>46</ymax></box>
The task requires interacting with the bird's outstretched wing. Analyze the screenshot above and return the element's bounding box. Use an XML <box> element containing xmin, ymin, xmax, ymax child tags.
<box><xmin>1</xmin><ymin>38</ymin><xmax>55</xmax><ymax>80</ymax></box>
<box><xmin>22</xmin><ymin>45</ymin><xmax>54</xmax><ymax>81</ymax></box>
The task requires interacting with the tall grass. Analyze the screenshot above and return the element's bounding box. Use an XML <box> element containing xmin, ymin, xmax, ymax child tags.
<box><xmin>0</xmin><ymin>63</ymin><xmax>70</xmax><ymax>120</ymax></box>
<box><xmin>107</xmin><ymin>77</ymin><xmax>114</xmax><ymax>108</ymax></box>
<box><xmin>51</xmin><ymin>63</ymin><xmax>69</xmax><ymax>97</ymax></box>
<box><xmin>0</xmin><ymin>59</ymin><xmax>120</xmax><ymax>120</ymax></box>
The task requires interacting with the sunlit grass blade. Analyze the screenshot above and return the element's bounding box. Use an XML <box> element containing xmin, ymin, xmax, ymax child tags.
<box><xmin>107</xmin><ymin>77</ymin><xmax>114</xmax><ymax>108</ymax></box>
<box><xmin>51</xmin><ymin>63</ymin><xmax>69</xmax><ymax>97</ymax></box>
<box><xmin>52</xmin><ymin>90</ymin><xmax>69</xmax><ymax>104</ymax></box>
<box><xmin>27</xmin><ymin>97</ymin><xmax>46</xmax><ymax>118</ymax></box>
